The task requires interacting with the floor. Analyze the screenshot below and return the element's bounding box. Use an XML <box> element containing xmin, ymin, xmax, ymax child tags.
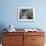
<box><xmin>0</xmin><ymin>44</ymin><xmax>2</xmax><ymax>46</ymax></box>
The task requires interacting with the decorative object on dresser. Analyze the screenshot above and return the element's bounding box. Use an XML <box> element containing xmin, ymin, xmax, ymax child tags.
<box><xmin>7</xmin><ymin>24</ymin><xmax>16</xmax><ymax>32</ymax></box>
<box><xmin>2</xmin><ymin>29</ymin><xmax>45</xmax><ymax>46</ymax></box>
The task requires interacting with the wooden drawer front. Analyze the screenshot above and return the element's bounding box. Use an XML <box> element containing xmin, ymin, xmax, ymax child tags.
<box><xmin>3</xmin><ymin>36</ymin><xmax>9</xmax><ymax>44</ymax></box>
<box><xmin>3</xmin><ymin>32</ymin><xmax>23</xmax><ymax>36</ymax></box>
<box><xmin>3</xmin><ymin>36</ymin><xmax>23</xmax><ymax>45</ymax></box>
<box><xmin>3</xmin><ymin>43</ymin><xmax>23</xmax><ymax>46</ymax></box>
<box><xmin>24</xmin><ymin>32</ymin><xmax>44</xmax><ymax>36</ymax></box>
<box><xmin>24</xmin><ymin>36</ymin><xmax>32</xmax><ymax>46</ymax></box>
<box><xmin>32</xmin><ymin>44</ymin><xmax>44</xmax><ymax>46</ymax></box>
<box><xmin>32</xmin><ymin>36</ymin><xmax>45</xmax><ymax>44</ymax></box>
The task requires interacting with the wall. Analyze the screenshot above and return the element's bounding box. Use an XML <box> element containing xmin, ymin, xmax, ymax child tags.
<box><xmin>0</xmin><ymin>0</ymin><xmax>46</xmax><ymax>44</ymax></box>
<box><xmin>0</xmin><ymin>0</ymin><xmax>46</xmax><ymax>30</ymax></box>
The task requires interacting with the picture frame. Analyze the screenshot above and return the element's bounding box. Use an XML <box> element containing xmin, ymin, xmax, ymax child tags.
<box><xmin>18</xmin><ymin>7</ymin><xmax>35</xmax><ymax>21</ymax></box>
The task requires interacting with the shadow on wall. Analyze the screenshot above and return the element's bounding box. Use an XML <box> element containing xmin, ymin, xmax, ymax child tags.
<box><xmin>0</xmin><ymin>24</ymin><xmax>7</xmax><ymax>43</ymax></box>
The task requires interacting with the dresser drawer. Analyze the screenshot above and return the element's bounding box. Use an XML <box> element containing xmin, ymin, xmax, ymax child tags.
<box><xmin>3</xmin><ymin>42</ymin><xmax>23</xmax><ymax>46</ymax></box>
<box><xmin>3</xmin><ymin>32</ymin><xmax>23</xmax><ymax>36</ymax></box>
<box><xmin>32</xmin><ymin>44</ymin><xmax>44</xmax><ymax>46</ymax></box>
<box><xmin>3</xmin><ymin>35</ymin><xmax>23</xmax><ymax>44</ymax></box>
<box><xmin>32</xmin><ymin>36</ymin><xmax>45</xmax><ymax>44</ymax></box>
<box><xmin>24</xmin><ymin>32</ymin><xmax>44</xmax><ymax>36</ymax></box>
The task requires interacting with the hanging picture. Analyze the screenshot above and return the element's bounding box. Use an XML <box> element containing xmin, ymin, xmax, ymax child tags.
<box><xmin>18</xmin><ymin>7</ymin><xmax>35</xmax><ymax>21</ymax></box>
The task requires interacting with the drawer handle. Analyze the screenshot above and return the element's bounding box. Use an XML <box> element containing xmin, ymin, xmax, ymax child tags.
<box><xmin>9</xmin><ymin>38</ymin><xmax>12</xmax><ymax>40</ymax></box>
<box><xmin>9</xmin><ymin>38</ymin><xmax>13</xmax><ymax>40</ymax></box>
<box><xmin>32</xmin><ymin>39</ymin><xmax>36</xmax><ymax>40</ymax></box>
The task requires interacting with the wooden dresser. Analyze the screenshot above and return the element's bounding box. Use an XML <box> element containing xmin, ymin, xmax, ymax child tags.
<box><xmin>2</xmin><ymin>31</ymin><xmax>45</xmax><ymax>46</ymax></box>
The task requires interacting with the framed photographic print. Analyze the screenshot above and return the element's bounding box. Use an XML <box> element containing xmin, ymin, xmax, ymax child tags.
<box><xmin>18</xmin><ymin>7</ymin><xmax>35</xmax><ymax>21</ymax></box>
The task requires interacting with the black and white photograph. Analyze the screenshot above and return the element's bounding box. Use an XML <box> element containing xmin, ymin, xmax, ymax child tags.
<box><xmin>18</xmin><ymin>7</ymin><xmax>35</xmax><ymax>21</ymax></box>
